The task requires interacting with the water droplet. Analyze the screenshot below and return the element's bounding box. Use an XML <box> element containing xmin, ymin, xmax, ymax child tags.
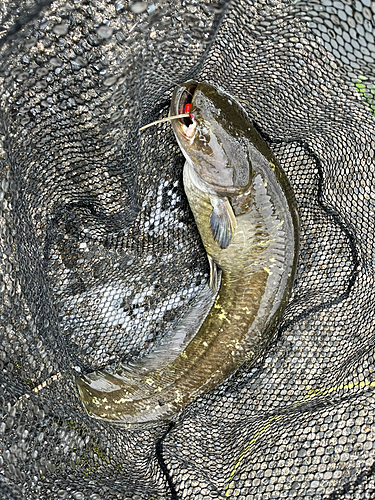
<box><xmin>6</xmin><ymin>417</ymin><xmax>14</xmax><ymax>429</ymax></box>
<box><xmin>10</xmin><ymin>66</ymin><xmax>23</xmax><ymax>77</ymax></box>
<box><xmin>103</xmin><ymin>75</ymin><xmax>118</xmax><ymax>86</ymax></box>
<box><xmin>53</xmin><ymin>24</ymin><xmax>69</xmax><ymax>35</ymax></box>
<box><xmin>50</xmin><ymin>57</ymin><xmax>63</xmax><ymax>67</ymax></box>
<box><xmin>207</xmin><ymin>3</ymin><xmax>225</xmax><ymax>13</ymax></box>
<box><xmin>15</xmin><ymin>73</ymin><xmax>28</xmax><ymax>82</ymax></box>
<box><xmin>8</xmin><ymin>463</ymin><xmax>16</xmax><ymax>476</ymax></box>
<box><xmin>36</xmin><ymin>67</ymin><xmax>49</xmax><ymax>76</ymax></box>
<box><xmin>35</xmin><ymin>80</ymin><xmax>47</xmax><ymax>89</ymax></box>
<box><xmin>96</xmin><ymin>26</ymin><xmax>113</xmax><ymax>39</ymax></box>
<box><xmin>24</xmin><ymin>37</ymin><xmax>37</xmax><ymax>48</ymax></box>
<box><xmin>72</xmin><ymin>56</ymin><xmax>87</xmax><ymax>68</ymax></box>
<box><xmin>16</xmin><ymin>425</ymin><xmax>24</xmax><ymax>436</ymax></box>
<box><xmin>36</xmin><ymin>408</ymin><xmax>45</xmax><ymax>421</ymax></box>
<box><xmin>130</xmin><ymin>1</ymin><xmax>148</xmax><ymax>14</ymax></box>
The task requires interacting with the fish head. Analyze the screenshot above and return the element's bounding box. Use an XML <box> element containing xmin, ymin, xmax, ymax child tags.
<box><xmin>171</xmin><ymin>81</ymin><xmax>252</xmax><ymax>195</ymax></box>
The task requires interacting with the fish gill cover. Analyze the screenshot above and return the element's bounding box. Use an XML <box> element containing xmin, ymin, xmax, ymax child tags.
<box><xmin>0</xmin><ymin>0</ymin><xmax>374</xmax><ymax>498</ymax></box>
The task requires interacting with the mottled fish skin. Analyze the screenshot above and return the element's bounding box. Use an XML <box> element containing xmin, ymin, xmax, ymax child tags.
<box><xmin>76</xmin><ymin>82</ymin><xmax>299</xmax><ymax>426</ymax></box>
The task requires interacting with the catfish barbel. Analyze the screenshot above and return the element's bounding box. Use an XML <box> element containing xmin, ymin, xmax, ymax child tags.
<box><xmin>76</xmin><ymin>81</ymin><xmax>299</xmax><ymax>426</ymax></box>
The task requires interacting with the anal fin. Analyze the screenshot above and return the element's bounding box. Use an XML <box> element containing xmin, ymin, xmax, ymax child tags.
<box><xmin>209</xmin><ymin>196</ymin><xmax>237</xmax><ymax>249</ymax></box>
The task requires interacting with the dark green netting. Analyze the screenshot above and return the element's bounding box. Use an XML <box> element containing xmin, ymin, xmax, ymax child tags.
<box><xmin>0</xmin><ymin>0</ymin><xmax>374</xmax><ymax>498</ymax></box>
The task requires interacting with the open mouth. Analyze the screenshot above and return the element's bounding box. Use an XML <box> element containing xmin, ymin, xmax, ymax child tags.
<box><xmin>179</xmin><ymin>83</ymin><xmax>197</xmax><ymax>127</ymax></box>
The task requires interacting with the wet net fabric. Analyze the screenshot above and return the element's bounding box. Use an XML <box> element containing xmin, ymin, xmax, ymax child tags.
<box><xmin>0</xmin><ymin>0</ymin><xmax>375</xmax><ymax>498</ymax></box>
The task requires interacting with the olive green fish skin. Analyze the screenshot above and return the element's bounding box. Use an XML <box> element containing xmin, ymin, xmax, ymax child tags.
<box><xmin>76</xmin><ymin>82</ymin><xmax>299</xmax><ymax>426</ymax></box>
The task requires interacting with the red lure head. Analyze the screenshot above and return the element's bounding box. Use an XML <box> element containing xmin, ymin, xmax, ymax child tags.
<box><xmin>184</xmin><ymin>103</ymin><xmax>193</xmax><ymax>120</ymax></box>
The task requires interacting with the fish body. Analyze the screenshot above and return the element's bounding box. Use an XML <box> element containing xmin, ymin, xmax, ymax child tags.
<box><xmin>76</xmin><ymin>82</ymin><xmax>299</xmax><ymax>425</ymax></box>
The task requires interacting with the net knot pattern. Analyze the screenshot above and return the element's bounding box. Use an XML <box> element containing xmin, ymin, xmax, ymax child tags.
<box><xmin>0</xmin><ymin>0</ymin><xmax>374</xmax><ymax>498</ymax></box>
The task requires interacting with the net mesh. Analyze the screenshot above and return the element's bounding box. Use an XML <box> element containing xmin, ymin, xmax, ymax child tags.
<box><xmin>0</xmin><ymin>0</ymin><xmax>375</xmax><ymax>498</ymax></box>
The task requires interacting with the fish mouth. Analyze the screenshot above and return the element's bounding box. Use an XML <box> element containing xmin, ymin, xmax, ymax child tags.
<box><xmin>179</xmin><ymin>82</ymin><xmax>197</xmax><ymax>127</ymax></box>
<box><xmin>171</xmin><ymin>81</ymin><xmax>198</xmax><ymax>128</ymax></box>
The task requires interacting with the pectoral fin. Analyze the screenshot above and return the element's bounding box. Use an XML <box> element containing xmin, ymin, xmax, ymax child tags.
<box><xmin>209</xmin><ymin>196</ymin><xmax>237</xmax><ymax>249</ymax></box>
